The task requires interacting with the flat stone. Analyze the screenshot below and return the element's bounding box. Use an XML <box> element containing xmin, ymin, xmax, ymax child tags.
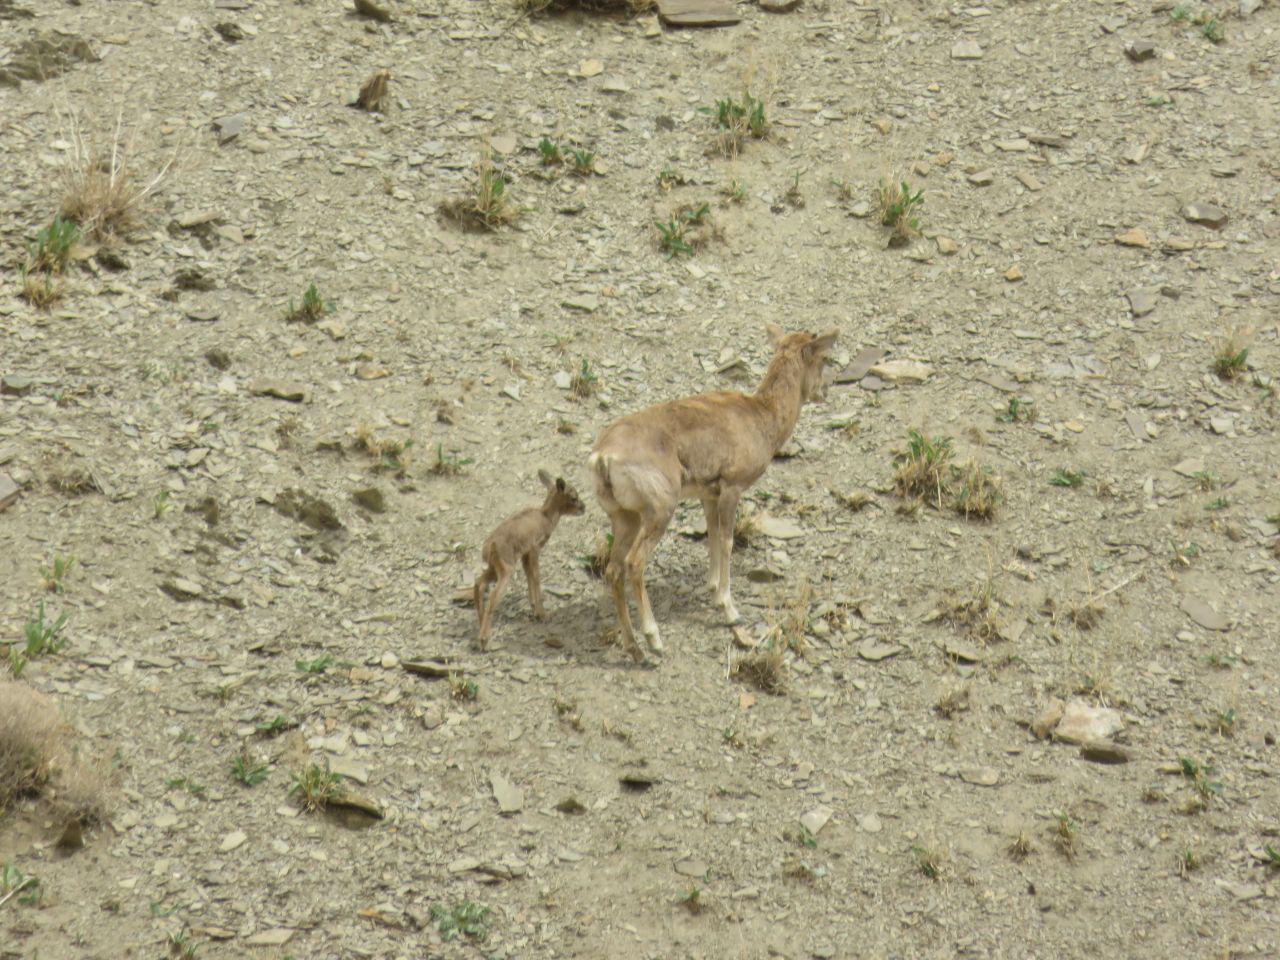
<box><xmin>674</xmin><ymin>857</ymin><xmax>708</xmax><ymax>876</ymax></box>
<box><xmin>1127</xmin><ymin>288</ymin><xmax>1158</xmax><ymax>317</ymax></box>
<box><xmin>1172</xmin><ymin>457</ymin><xmax>1206</xmax><ymax>478</ymax></box>
<box><xmin>960</xmin><ymin>766</ymin><xmax>1000</xmax><ymax>786</ymax></box>
<box><xmin>857</xmin><ymin>640</ymin><xmax>903</xmax><ymax>662</ymax></box>
<box><xmin>212</xmin><ymin>113</ymin><xmax>246</xmax><ymax>144</ymax></box>
<box><xmin>656</xmin><ymin>0</ymin><xmax>741</xmax><ymax>27</ymax></box>
<box><xmin>1124</xmin><ymin>40</ymin><xmax>1156</xmax><ymax>62</ymax></box>
<box><xmin>800</xmin><ymin>806</ymin><xmax>833</xmax><ymax>835</ymax></box>
<box><xmin>951</xmin><ymin>40</ymin><xmax>984</xmax><ymax>60</ymax></box>
<box><xmin>0</xmin><ymin>375</ymin><xmax>34</xmax><ymax>395</ymax></box>
<box><xmin>490</xmin><ymin>771</ymin><xmax>524</xmax><ymax>814</ymax></box>
<box><xmin>869</xmin><ymin>359</ymin><xmax>933</xmax><ymax>383</ymax></box>
<box><xmin>1210</xmin><ymin>416</ymin><xmax>1233</xmax><ymax>436</ymax></box>
<box><xmin>1080</xmin><ymin>741</ymin><xmax>1130</xmax><ymax>764</ymax></box>
<box><xmin>1182</xmin><ymin>203</ymin><xmax>1228</xmax><ymax>229</ymax></box>
<box><xmin>353</xmin><ymin>487</ymin><xmax>386</xmax><ymax>513</ymax></box>
<box><xmin>995</xmin><ymin>138</ymin><xmax>1030</xmax><ymax>152</ymax></box>
<box><xmin>244</xmin><ymin>929</ymin><xmax>294</xmax><ymax>947</ymax></box>
<box><xmin>936</xmin><ymin>236</ymin><xmax>959</xmax><ymax>255</ymax></box>
<box><xmin>1115</xmin><ymin>227</ymin><xmax>1149</xmax><ymax>248</ymax></box>
<box><xmin>329</xmin><ymin>757</ymin><xmax>369</xmax><ymax>785</ymax></box>
<box><xmin>1180</xmin><ymin>595</ymin><xmax>1228</xmax><ymax>631</ymax></box>
<box><xmin>967</xmin><ymin>169</ymin><xmax>994</xmax><ymax>186</ymax></box>
<box><xmin>858</xmin><ymin>812</ymin><xmax>882</xmax><ymax>833</ymax></box>
<box><xmin>753</xmin><ymin>515</ymin><xmax>805</xmax><ymax>540</ymax></box>
<box><xmin>1014</xmin><ymin>171</ymin><xmax>1043</xmax><ymax>191</ymax></box>
<box><xmin>247</xmin><ymin>379</ymin><xmax>310</xmax><ymax>403</ymax></box>
<box><xmin>562</xmin><ymin>295</ymin><xmax>599</xmax><ymax>313</ymax></box>
<box><xmin>1054</xmin><ymin>699</ymin><xmax>1123</xmax><ymax>744</ymax></box>
<box><xmin>220</xmin><ymin>830</ymin><xmax>247</xmax><ymax>852</ymax></box>
<box><xmin>1004</xmin><ymin>265</ymin><xmax>1023</xmax><ymax>282</ymax></box>
<box><xmin>834</xmin><ymin>347</ymin><xmax>888</xmax><ymax>383</ymax></box>
<box><xmin>759</xmin><ymin>0</ymin><xmax>802</xmax><ymax>11</ymax></box>
<box><xmin>0</xmin><ymin>473</ymin><xmax>18</xmax><ymax>513</ymax></box>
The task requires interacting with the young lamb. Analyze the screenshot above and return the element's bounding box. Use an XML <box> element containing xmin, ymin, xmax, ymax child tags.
<box><xmin>474</xmin><ymin>470</ymin><xmax>585</xmax><ymax>649</ymax></box>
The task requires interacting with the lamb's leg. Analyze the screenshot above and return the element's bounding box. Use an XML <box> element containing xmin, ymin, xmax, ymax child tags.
<box><xmin>629</xmin><ymin>508</ymin><xmax>674</xmax><ymax>654</ymax></box>
<box><xmin>714</xmin><ymin>492</ymin><xmax>743</xmax><ymax>625</ymax></box>
<box><xmin>522</xmin><ymin>552</ymin><xmax>545</xmax><ymax>620</ymax></box>
<box><xmin>473</xmin><ymin>566</ymin><xmax>492</xmax><ymax>629</ymax></box>
<box><xmin>606</xmin><ymin>512</ymin><xmax>645</xmax><ymax>663</ymax></box>
<box><xmin>701</xmin><ymin>498</ymin><xmax>722</xmax><ymax>593</ymax></box>
<box><xmin>478</xmin><ymin>561</ymin><xmax>513</xmax><ymax>650</ymax></box>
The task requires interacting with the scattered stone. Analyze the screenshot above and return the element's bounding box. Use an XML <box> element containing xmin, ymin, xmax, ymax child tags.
<box><xmin>1004</xmin><ymin>265</ymin><xmax>1022</xmax><ymax>282</ymax></box>
<box><xmin>330</xmin><ymin>757</ymin><xmax>369</xmax><ymax>784</ymax></box>
<box><xmin>353</xmin><ymin>0</ymin><xmax>393</xmax><ymax>22</ymax></box>
<box><xmin>0</xmin><ymin>473</ymin><xmax>19</xmax><ymax>513</ymax></box>
<box><xmin>1216</xmin><ymin>879</ymin><xmax>1265</xmax><ymax>902</ymax></box>
<box><xmin>1115</xmin><ymin>227</ymin><xmax>1149</xmax><ymax>248</ymax></box>
<box><xmin>220</xmin><ymin>830</ymin><xmax>247</xmax><ymax>852</ymax></box>
<box><xmin>1080</xmin><ymin>741</ymin><xmax>1130</xmax><ymax>764</ymax></box>
<box><xmin>1014</xmin><ymin>171</ymin><xmax>1043</xmax><ymax>191</ymax></box>
<box><xmin>245</xmin><ymin>929</ymin><xmax>294</xmax><ymax>947</ymax></box>
<box><xmin>858</xmin><ymin>812</ymin><xmax>882</xmax><ymax>833</ymax></box>
<box><xmin>951</xmin><ymin>40</ymin><xmax>984</xmax><ymax>60</ymax></box>
<box><xmin>4</xmin><ymin>32</ymin><xmax>98</xmax><ymax>84</ymax></box>
<box><xmin>674</xmin><ymin>857</ymin><xmax>708</xmax><ymax>877</ymax></box>
<box><xmin>1125</xmin><ymin>142</ymin><xmax>1149</xmax><ymax>164</ymax></box>
<box><xmin>247</xmin><ymin>379</ymin><xmax>310</xmax><ymax>403</ymax></box>
<box><xmin>214</xmin><ymin>22</ymin><xmax>245</xmax><ymax>42</ymax></box>
<box><xmin>1124</xmin><ymin>40</ymin><xmax>1156</xmax><ymax>62</ymax></box>
<box><xmin>1053</xmin><ymin>699</ymin><xmax>1123</xmax><ymax>744</ymax></box>
<box><xmin>490</xmin><ymin>772</ymin><xmax>524</xmax><ymax>814</ymax></box>
<box><xmin>800</xmin><ymin>806</ymin><xmax>833</xmax><ymax>835</ymax></box>
<box><xmin>1127</xmin><ymin>288</ymin><xmax>1158</xmax><ymax>317</ymax></box>
<box><xmin>1181</xmin><ymin>203</ymin><xmax>1228</xmax><ymax>229</ymax></box>
<box><xmin>160</xmin><ymin>578</ymin><xmax>204</xmax><ymax>600</ymax></box>
<box><xmin>1172</xmin><ymin>458</ymin><xmax>1206</xmax><ymax>478</ymax></box>
<box><xmin>1180</xmin><ymin>595</ymin><xmax>1229</xmax><ymax>631</ymax></box>
<box><xmin>752</xmin><ymin>514</ymin><xmax>805</xmax><ymax>540</ymax></box>
<box><xmin>936</xmin><ymin>236</ymin><xmax>959</xmax><ymax>255</ymax></box>
<box><xmin>967</xmin><ymin>169</ymin><xmax>994</xmax><ymax>186</ymax></box>
<box><xmin>619</xmin><ymin>768</ymin><xmax>659</xmax><ymax>792</ymax></box>
<box><xmin>0</xmin><ymin>375</ymin><xmax>35</xmax><ymax>396</ymax></box>
<box><xmin>353</xmin><ymin>487</ymin><xmax>386</xmax><ymax>513</ymax></box>
<box><xmin>212</xmin><ymin>113</ymin><xmax>246</xmax><ymax>145</ymax></box>
<box><xmin>578</xmin><ymin>59</ymin><xmax>603</xmax><ymax>78</ymax></box>
<box><xmin>747</xmin><ymin>567</ymin><xmax>785</xmax><ymax>583</ymax></box>
<box><xmin>562</xmin><ymin>295</ymin><xmax>599</xmax><ymax>313</ymax></box>
<box><xmin>834</xmin><ymin>347</ymin><xmax>888</xmax><ymax>383</ymax></box>
<box><xmin>869</xmin><ymin>359</ymin><xmax>933</xmax><ymax>383</ymax></box>
<box><xmin>656</xmin><ymin>0</ymin><xmax>742</xmax><ymax>27</ymax></box>
<box><xmin>857</xmin><ymin>639</ymin><xmax>903</xmax><ymax>662</ymax></box>
<box><xmin>944</xmin><ymin>641</ymin><xmax>983</xmax><ymax>663</ymax></box>
<box><xmin>759</xmin><ymin>0</ymin><xmax>802</xmax><ymax>11</ymax></box>
<box><xmin>960</xmin><ymin>766</ymin><xmax>1000</xmax><ymax>787</ymax></box>
<box><xmin>1239</xmin><ymin>0</ymin><xmax>1261</xmax><ymax>15</ymax></box>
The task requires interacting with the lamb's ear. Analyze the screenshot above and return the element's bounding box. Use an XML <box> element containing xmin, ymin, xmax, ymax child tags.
<box><xmin>556</xmin><ymin>478</ymin><xmax>566</xmax><ymax>492</ymax></box>
<box><xmin>765</xmin><ymin>322</ymin><xmax>786</xmax><ymax>348</ymax></box>
<box><xmin>804</xmin><ymin>328</ymin><xmax>840</xmax><ymax>358</ymax></box>
<box><xmin>538</xmin><ymin>469</ymin><xmax>554</xmax><ymax>490</ymax></box>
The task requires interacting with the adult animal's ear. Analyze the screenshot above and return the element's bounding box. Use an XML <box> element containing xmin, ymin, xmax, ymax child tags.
<box><xmin>804</xmin><ymin>328</ymin><xmax>840</xmax><ymax>359</ymax></box>
<box><xmin>556</xmin><ymin>478</ymin><xmax>566</xmax><ymax>492</ymax></box>
<box><xmin>765</xmin><ymin>322</ymin><xmax>786</xmax><ymax>348</ymax></box>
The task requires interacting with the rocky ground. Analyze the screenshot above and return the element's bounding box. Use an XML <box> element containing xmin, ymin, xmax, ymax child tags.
<box><xmin>2</xmin><ymin>0</ymin><xmax>1279</xmax><ymax>957</ymax></box>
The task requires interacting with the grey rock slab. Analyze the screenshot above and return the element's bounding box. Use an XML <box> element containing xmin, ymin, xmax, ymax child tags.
<box><xmin>1127</xmin><ymin>288</ymin><xmax>1158</xmax><ymax>317</ymax></box>
<box><xmin>0</xmin><ymin>473</ymin><xmax>19</xmax><ymax>513</ymax></box>
<box><xmin>490</xmin><ymin>771</ymin><xmax>524</xmax><ymax>814</ymax></box>
<box><xmin>244</xmin><ymin>929</ymin><xmax>294</xmax><ymax>947</ymax></box>
<box><xmin>833</xmin><ymin>347</ymin><xmax>887</xmax><ymax>384</ymax></box>
<box><xmin>656</xmin><ymin>0</ymin><xmax>741</xmax><ymax>27</ymax></box>
<box><xmin>1124</xmin><ymin>40</ymin><xmax>1156</xmax><ymax>62</ymax></box>
<box><xmin>674</xmin><ymin>857</ymin><xmax>708</xmax><ymax>877</ymax></box>
<box><xmin>1182</xmin><ymin>203</ymin><xmax>1228</xmax><ymax>229</ymax></box>
<box><xmin>247</xmin><ymin>379</ymin><xmax>310</xmax><ymax>402</ymax></box>
<box><xmin>856</xmin><ymin>639</ymin><xmax>903</xmax><ymax>662</ymax></box>
<box><xmin>1180</xmin><ymin>595</ymin><xmax>1229</xmax><ymax>631</ymax></box>
<box><xmin>951</xmin><ymin>40</ymin><xmax>984</xmax><ymax>60</ymax></box>
<box><xmin>562</xmin><ymin>295</ymin><xmax>599</xmax><ymax>313</ymax></box>
<box><xmin>800</xmin><ymin>806</ymin><xmax>833</xmax><ymax>835</ymax></box>
<box><xmin>960</xmin><ymin>767</ymin><xmax>1000</xmax><ymax>786</ymax></box>
<box><xmin>1054</xmin><ymin>700</ymin><xmax>1123</xmax><ymax>744</ymax></box>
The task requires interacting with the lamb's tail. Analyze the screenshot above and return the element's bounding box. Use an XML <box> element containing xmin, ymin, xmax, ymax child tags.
<box><xmin>588</xmin><ymin>451</ymin><xmax>613</xmax><ymax>499</ymax></box>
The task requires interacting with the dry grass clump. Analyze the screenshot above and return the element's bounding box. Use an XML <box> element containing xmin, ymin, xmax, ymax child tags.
<box><xmin>57</xmin><ymin>110</ymin><xmax>173</xmax><ymax>244</ymax></box>
<box><xmin>893</xmin><ymin>430</ymin><xmax>954</xmax><ymax>508</ymax></box>
<box><xmin>0</xmin><ymin>681</ymin><xmax>112</xmax><ymax>824</ymax></box>
<box><xmin>1211</xmin><ymin>326</ymin><xmax>1252</xmax><ymax>381</ymax></box>
<box><xmin>355</xmin><ymin>69</ymin><xmax>392</xmax><ymax>113</ymax></box>
<box><xmin>439</xmin><ymin>149</ymin><xmax>519</xmax><ymax>231</ymax></box>
<box><xmin>951</xmin><ymin>459</ymin><xmax>1003</xmax><ymax>520</ymax></box>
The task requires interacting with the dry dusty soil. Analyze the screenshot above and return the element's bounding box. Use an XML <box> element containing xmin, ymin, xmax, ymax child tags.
<box><xmin>2</xmin><ymin>0</ymin><xmax>1280</xmax><ymax>957</ymax></box>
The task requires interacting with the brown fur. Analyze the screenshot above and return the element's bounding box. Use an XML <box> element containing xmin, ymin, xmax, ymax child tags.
<box><xmin>589</xmin><ymin>323</ymin><xmax>838</xmax><ymax>662</ymax></box>
<box><xmin>474</xmin><ymin>470</ymin><xmax>585</xmax><ymax>649</ymax></box>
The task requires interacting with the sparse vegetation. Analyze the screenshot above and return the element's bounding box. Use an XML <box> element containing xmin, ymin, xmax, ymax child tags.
<box><xmin>58</xmin><ymin>110</ymin><xmax>174</xmax><ymax>243</ymax></box>
<box><xmin>731</xmin><ymin>634</ymin><xmax>788</xmax><ymax>695</ymax></box>
<box><xmin>998</xmin><ymin>397</ymin><xmax>1033</xmax><ymax>423</ymax></box>
<box><xmin>26</xmin><ymin>217</ymin><xmax>80</xmax><ymax>274</ymax></box>
<box><xmin>440</xmin><ymin>150</ymin><xmax>518</xmax><ymax>230</ymax></box>
<box><xmin>1</xmin><ymin>862</ymin><xmax>41</xmax><ymax>908</ymax></box>
<box><xmin>893</xmin><ymin>430</ymin><xmax>954</xmax><ymax>509</ymax></box>
<box><xmin>702</xmin><ymin>91</ymin><xmax>769</xmax><ymax>155</ymax></box>
<box><xmin>569</xmin><ymin>148</ymin><xmax>597</xmax><ymax>176</ymax></box>
<box><xmin>284</xmin><ymin>282</ymin><xmax>333</xmax><ymax>323</ymax></box>
<box><xmin>230</xmin><ymin>750</ymin><xmax>269</xmax><ymax>786</ymax></box>
<box><xmin>295</xmin><ymin>654</ymin><xmax>334</xmax><ymax>674</ymax></box>
<box><xmin>1049</xmin><ymin>468</ymin><xmax>1087</xmax><ymax>488</ymax></box>
<box><xmin>1179</xmin><ymin>757</ymin><xmax>1224</xmax><ymax>802</ymax></box>
<box><xmin>570</xmin><ymin>358</ymin><xmax>599</xmax><ymax>399</ymax></box>
<box><xmin>289</xmin><ymin>763</ymin><xmax>343</xmax><ymax>812</ymax></box>
<box><xmin>431</xmin><ymin>899</ymin><xmax>490</xmax><ymax>942</ymax></box>
<box><xmin>430</xmin><ymin>443</ymin><xmax>473</xmax><ymax>476</ymax></box>
<box><xmin>39</xmin><ymin>555</ymin><xmax>75</xmax><ymax>594</ymax></box>
<box><xmin>1053</xmin><ymin>812</ymin><xmax>1077</xmax><ymax>859</ymax></box>
<box><xmin>951</xmin><ymin>460</ymin><xmax>1002</xmax><ymax>520</ymax></box>
<box><xmin>449</xmin><ymin>673</ymin><xmax>479</xmax><ymax>701</ymax></box>
<box><xmin>23</xmin><ymin>602</ymin><xmax>71</xmax><ymax>659</ymax></box>
<box><xmin>656</xmin><ymin>202</ymin><xmax>713</xmax><ymax>258</ymax></box>
<box><xmin>875</xmin><ymin>178</ymin><xmax>924</xmax><ymax>245</ymax></box>
<box><xmin>678</xmin><ymin>885</ymin><xmax>704</xmax><ymax>915</ymax></box>
<box><xmin>912</xmin><ymin>844</ymin><xmax>944</xmax><ymax>880</ymax></box>
<box><xmin>1212</xmin><ymin>329</ymin><xmax>1251</xmax><ymax>380</ymax></box>
<box><xmin>537</xmin><ymin>137</ymin><xmax>563</xmax><ymax>165</ymax></box>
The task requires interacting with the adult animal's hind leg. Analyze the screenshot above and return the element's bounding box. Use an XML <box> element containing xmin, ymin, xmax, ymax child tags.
<box><xmin>473</xmin><ymin>567</ymin><xmax>492</xmax><ymax>629</ymax></box>
<box><xmin>701</xmin><ymin>498</ymin><xmax>722</xmax><ymax>593</ymax></box>
<box><xmin>629</xmin><ymin>508</ymin><xmax>674</xmax><ymax>654</ymax></box>
<box><xmin>714</xmin><ymin>492</ymin><xmax>742</xmax><ymax>624</ymax></box>
<box><xmin>605</xmin><ymin>512</ymin><xmax>645</xmax><ymax>663</ymax></box>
